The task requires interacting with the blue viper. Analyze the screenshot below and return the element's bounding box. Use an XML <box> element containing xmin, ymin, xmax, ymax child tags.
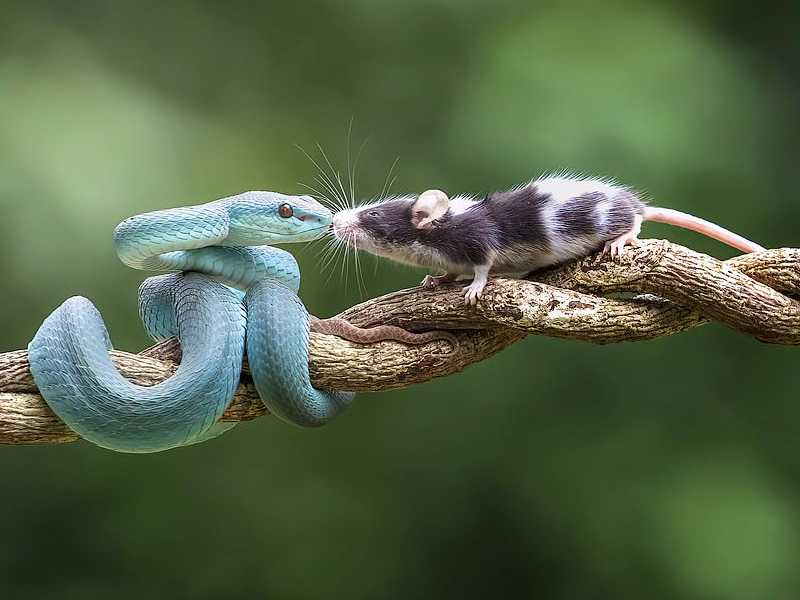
<box><xmin>27</xmin><ymin>191</ymin><xmax>354</xmax><ymax>453</ymax></box>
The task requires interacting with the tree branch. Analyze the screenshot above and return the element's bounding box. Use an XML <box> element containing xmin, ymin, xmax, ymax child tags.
<box><xmin>2</xmin><ymin>240</ymin><xmax>798</xmax><ymax>445</ymax></box>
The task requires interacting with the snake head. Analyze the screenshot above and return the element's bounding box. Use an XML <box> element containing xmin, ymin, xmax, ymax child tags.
<box><xmin>221</xmin><ymin>191</ymin><xmax>333</xmax><ymax>245</ymax></box>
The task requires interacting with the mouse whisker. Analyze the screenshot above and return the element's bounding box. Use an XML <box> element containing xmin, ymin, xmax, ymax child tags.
<box><xmin>297</xmin><ymin>182</ymin><xmax>339</xmax><ymax>212</ymax></box>
<box><xmin>312</xmin><ymin>231</ymin><xmax>338</xmax><ymax>261</ymax></box>
<box><xmin>295</xmin><ymin>143</ymin><xmax>348</xmax><ymax>210</ymax></box>
<box><xmin>316</xmin><ymin>177</ymin><xmax>350</xmax><ymax>214</ymax></box>
<box><xmin>384</xmin><ymin>173</ymin><xmax>400</xmax><ymax>199</ymax></box>
<box><xmin>347</xmin><ymin>128</ymin><xmax>371</xmax><ymax>211</ymax></box>
<box><xmin>316</xmin><ymin>235</ymin><xmax>341</xmax><ymax>287</ymax></box>
<box><xmin>345</xmin><ymin>120</ymin><xmax>355</xmax><ymax>209</ymax></box>
<box><xmin>350</xmin><ymin>229</ymin><xmax>368</xmax><ymax>296</ymax></box>
<box><xmin>344</xmin><ymin>231</ymin><xmax>362</xmax><ymax>293</ymax></box>
<box><xmin>379</xmin><ymin>156</ymin><xmax>401</xmax><ymax>200</ymax></box>
<box><xmin>315</xmin><ymin>142</ymin><xmax>349</xmax><ymax>209</ymax></box>
<box><xmin>332</xmin><ymin>236</ymin><xmax>352</xmax><ymax>289</ymax></box>
<box><xmin>340</xmin><ymin>233</ymin><xmax>351</xmax><ymax>293</ymax></box>
<box><xmin>315</xmin><ymin>237</ymin><xmax>344</xmax><ymax>276</ymax></box>
<box><xmin>312</xmin><ymin>170</ymin><xmax>346</xmax><ymax>210</ymax></box>
<box><xmin>316</xmin><ymin>233</ymin><xmax>342</xmax><ymax>287</ymax></box>
<box><xmin>319</xmin><ymin>229</ymin><xmax>353</xmax><ymax>289</ymax></box>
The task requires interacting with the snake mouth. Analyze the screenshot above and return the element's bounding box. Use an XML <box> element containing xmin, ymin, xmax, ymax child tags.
<box><xmin>271</xmin><ymin>223</ymin><xmax>331</xmax><ymax>240</ymax></box>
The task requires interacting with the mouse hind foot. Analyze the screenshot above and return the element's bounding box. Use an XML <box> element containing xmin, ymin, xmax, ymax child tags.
<box><xmin>603</xmin><ymin>214</ymin><xmax>643</xmax><ymax>259</ymax></box>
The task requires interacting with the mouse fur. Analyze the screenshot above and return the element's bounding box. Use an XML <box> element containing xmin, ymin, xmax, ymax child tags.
<box><xmin>335</xmin><ymin>175</ymin><xmax>642</xmax><ymax>272</ymax></box>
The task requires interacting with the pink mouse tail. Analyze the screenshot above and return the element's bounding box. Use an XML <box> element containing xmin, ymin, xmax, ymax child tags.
<box><xmin>642</xmin><ymin>207</ymin><xmax>765</xmax><ymax>254</ymax></box>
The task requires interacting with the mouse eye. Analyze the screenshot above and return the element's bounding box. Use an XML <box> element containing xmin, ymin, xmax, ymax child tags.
<box><xmin>278</xmin><ymin>203</ymin><xmax>293</xmax><ymax>218</ymax></box>
<box><xmin>368</xmin><ymin>210</ymin><xmax>379</xmax><ymax>217</ymax></box>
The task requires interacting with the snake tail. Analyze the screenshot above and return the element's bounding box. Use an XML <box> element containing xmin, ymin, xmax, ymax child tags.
<box><xmin>310</xmin><ymin>318</ymin><xmax>459</xmax><ymax>356</ymax></box>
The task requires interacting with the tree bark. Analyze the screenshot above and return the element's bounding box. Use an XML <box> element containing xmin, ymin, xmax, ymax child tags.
<box><xmin>2</xmin><ymin>240</ymin><xmax>798</xmax><ymax>445</ymax></box>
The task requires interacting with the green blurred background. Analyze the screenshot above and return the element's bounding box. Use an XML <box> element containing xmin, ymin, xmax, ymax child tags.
<box><xmin>1</xmin><ymin>1</ymin><xmax>798</xmax><ymax>598</ymax></box>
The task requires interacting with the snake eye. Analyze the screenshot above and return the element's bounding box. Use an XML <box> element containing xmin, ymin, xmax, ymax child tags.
<box><xmin>278</xmin><ymin>203</ymin><xmax>293</xmax><ymax>219</ymax></box>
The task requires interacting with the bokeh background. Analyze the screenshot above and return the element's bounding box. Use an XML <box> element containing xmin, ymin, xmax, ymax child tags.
<box><xmin>1</xmin><ymin>1</ymin><xmax>798</xmax><ymax>598</ymax></box>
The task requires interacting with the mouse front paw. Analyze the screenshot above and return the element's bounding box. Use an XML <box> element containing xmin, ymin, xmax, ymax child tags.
<box><xmin>462</xmin><ymin>280</ymin><xmax>485</xmax><ymax>306</ymax></box>
<box><xmin>461</xmin><ymin>267</ymin><xmax>490</xmax><ymax>306</ymax></box>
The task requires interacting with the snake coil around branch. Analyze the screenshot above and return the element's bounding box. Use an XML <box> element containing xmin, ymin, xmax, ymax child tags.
<box><xmin>1</xmin><ymin>239</ymin><xmax>798</xmax><ymax>446</ymax></box>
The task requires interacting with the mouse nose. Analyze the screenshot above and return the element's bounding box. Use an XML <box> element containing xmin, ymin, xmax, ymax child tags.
<box><xmin>332</xmin><ymin>209</ymin><xmax>358</xmax><ymax>234</ymax></box>
<box><xmin>332</xmin><ymin>213</ymin><xmax>348</xmax><ymax>228</ymax></box>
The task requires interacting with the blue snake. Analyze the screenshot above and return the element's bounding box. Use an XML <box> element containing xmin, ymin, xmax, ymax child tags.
<box><xmin>27</xmin><ymin>191</ymin><xmax>355</xmax><ymax>453</ymax></box>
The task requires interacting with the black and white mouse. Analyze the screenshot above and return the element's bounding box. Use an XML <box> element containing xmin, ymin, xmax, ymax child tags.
<box><xmin>332</xmin><ymin>174</ymin><xmax>764</xmax><ymax>305</ymax></box>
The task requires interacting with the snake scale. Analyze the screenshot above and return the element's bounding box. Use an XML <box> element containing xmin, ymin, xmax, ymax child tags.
<box><xmin>27</xmin><ymin>191</ymin><xmax>456</xmax><ymax>453</ymax></box>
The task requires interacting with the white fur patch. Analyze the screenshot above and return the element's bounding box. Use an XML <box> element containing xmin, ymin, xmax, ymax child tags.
<box><xmin>532</xmin><ymin>174</ymin><xmax>628</xmax><ymax>247</ymax></box>
<box><xmin>447</xmin><ymin>194</ymin><xmax>480</xmax><ymax>215</ymax></box>
<box><xmin>595</xmin><ymin>200</ymin><xmax>611</xmax><ymax>229</ymax></box>
<box><xmin>534</xmin><ymin>173</ymin><xmax>626</xmax><ymax>200</ymax></box>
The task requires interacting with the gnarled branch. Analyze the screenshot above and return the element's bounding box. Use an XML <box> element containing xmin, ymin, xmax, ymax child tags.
<box><xmin>2</xmin><ymin>240</ymin><xmax>798</xmax><ymax>446</ymax></box>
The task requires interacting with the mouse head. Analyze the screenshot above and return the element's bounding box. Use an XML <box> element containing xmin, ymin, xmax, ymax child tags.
<box><xmin>332</xmin><ymin>190</ymin><xmax>451</xmax><ymax>259</ymax></box>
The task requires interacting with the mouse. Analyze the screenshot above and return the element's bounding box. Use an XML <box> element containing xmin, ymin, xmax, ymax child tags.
<box><xmin>331</xmin><ymin>174</ymin><xmax>765</xmax><ymax>305</ymax></box>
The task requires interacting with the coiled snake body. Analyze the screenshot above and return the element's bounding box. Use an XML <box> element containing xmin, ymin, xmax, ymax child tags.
<box><xmin>28</xmin><ymin>192</ymin><xmax>354</xmax><ymax>453</ymax></box>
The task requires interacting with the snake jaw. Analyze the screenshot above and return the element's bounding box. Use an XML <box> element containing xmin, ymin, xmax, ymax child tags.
<box><xmin>290</xmin><ymin>207</ymin><xmax>332</xmax><ymax>236</ymax></box>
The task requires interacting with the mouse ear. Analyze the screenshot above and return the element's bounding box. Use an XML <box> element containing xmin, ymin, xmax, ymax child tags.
<box><xmin>411</xmin><ymin>189</ymin><xmax>450</xmax><ymax>229</ymax></box>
